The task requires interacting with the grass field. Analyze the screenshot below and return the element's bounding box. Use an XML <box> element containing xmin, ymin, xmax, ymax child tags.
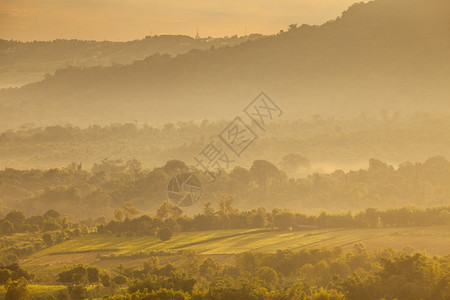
<box><xmin>0</xmin><ymin>284</ymin><xmax>66</xmax><ymax>298</ymax></box>
<box><xmin>22</xmin><ymin>225</ymin><xmax>450</xmax><ymax>272</ymax></box>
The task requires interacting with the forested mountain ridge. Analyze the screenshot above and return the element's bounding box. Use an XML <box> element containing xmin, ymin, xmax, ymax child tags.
<box><xmin>0</xmin><ymin>34</ymin><xmax>263</xmax><ymax>89</ymax></box>
<box><xmin>0</xmin><ymin>0</ymin><xmax>449</xmax><ymax>127</ymax></box>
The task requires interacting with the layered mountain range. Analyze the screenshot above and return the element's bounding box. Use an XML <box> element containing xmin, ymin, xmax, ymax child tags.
<box><xmin>0</xmin><ymin>0</ymin><xmax>449</xmax><ymax>127</ymax></box>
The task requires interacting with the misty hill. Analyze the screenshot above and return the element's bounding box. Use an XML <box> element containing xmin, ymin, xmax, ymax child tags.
<box><xmin>1</xmin><ymin>114</ymin><xmax>450</xmax><ymax>172</ymax></box>
<box><xmin>0</xmin><ymin>34</ymin><xmax>263</xmax><ymax>89</ymax></box>
<box><xmin>0</xmin><ymin>0</ymin><xmax>449</xmax><ymax>127</ymax></box>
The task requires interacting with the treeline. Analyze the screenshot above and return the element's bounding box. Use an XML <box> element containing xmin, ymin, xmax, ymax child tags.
<box><xmin>0</xmin><ymin>263</ymin><xmax>33</xmax><ymax>285</ymax></box>
<box><xmin>14</xmin><ymin>246</ymin><xmax>448</xmax><ymax>299</ymax></box>
<box><xmin>99</xmin><ymin>201</ymin><xmax>450</xmax><ymax>237</ymax></box>
<box><xmin>1</xmin><ymin>155</ymin><xmax>450</xmax><ymax>219</ymax></box>
<box><xmin>3</xmin><ymin>113</ymin><xmax>445</xmax><ymax>143</ymax></box>
<box><xmin>0</xmin><ymin>209</ymin><xmax>74</xmax><ymax>234</ymax></box>
<box><xmin>2</xmin><ymin>113</ymin><xmax>450</xmax><ymax>172</ymax></box>
<box><xmin>0</xmin><ymin>209</ymin><xmax>90</xmax><ymax>265</ymax></box>
<box><xmin>0</xmin><ymin>121</ymin><xmax>217</xmax><ymax>143</ymax></box>
<box><xmin>109</xmin><ymin>248</ymin><xmax>450</xmax><ymax>300</ymax></box>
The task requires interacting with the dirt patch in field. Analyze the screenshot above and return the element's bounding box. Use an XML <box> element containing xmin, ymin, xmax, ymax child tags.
<box><xmin>23</xmin><ymin>251</ymin><xmax>113</xmax><ymax>266</ymax></box>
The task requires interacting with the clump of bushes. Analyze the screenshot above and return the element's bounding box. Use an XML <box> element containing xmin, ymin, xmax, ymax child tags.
<box><xmin>157</xmin><ymin>227</ymin><xmax>173</xmax><ymax>241</ymax></box>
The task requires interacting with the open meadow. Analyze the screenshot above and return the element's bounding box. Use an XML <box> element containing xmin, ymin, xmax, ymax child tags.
<box><xmin>22</xmin><ymin>225</ymin><xmax>450</xmax><ymax>273</ymax></box>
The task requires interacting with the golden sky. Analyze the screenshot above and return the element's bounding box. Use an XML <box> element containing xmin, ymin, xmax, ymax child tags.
<box><xmin>0</xmin><ymin>0</ymin><xmax>364</xmax><ymax>41</ymax></box>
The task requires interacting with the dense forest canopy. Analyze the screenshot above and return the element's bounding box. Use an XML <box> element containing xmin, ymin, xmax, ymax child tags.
<box><xmin>2</xmin><ymin>246</ymin><xmax>448</xmax><ymax>299</ymax></box>
<box><xmin>0</xmin><ymin>113</ymin><xmax>450</xmax><ymax>171</ymax></box>
<box><xmin>0</xmin><ymin>154</ymin><xmax>449</xmax><ymax>219</ymax></box>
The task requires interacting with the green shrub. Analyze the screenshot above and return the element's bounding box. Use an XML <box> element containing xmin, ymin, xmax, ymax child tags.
<box><xmin>157</xmin><ymin>227</ymin><xmax>173</xmax><ymax>241</ymax></box>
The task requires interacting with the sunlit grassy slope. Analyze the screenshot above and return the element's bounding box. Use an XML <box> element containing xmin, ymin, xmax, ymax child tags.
<box><xmin>29</xmin><ymin>226</ymin><xmax>450</xmax><ymax>259</ymax></box>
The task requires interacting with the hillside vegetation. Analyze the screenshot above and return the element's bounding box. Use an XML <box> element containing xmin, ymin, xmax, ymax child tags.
<box><xmin>1</xmin><ymin>0</ymin><xmax>449</xmax><ymax>126</ymax></box>
<box><xmin>0</xmin><ymin>34</ymin><xmax>262</xmax><ymax>89</ymax></box>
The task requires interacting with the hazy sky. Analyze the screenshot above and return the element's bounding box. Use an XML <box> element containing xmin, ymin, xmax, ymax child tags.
<box><xmin>0</xmin><ymin>0</ymin><xmax>364</xmax><ymax>41</ymax></box>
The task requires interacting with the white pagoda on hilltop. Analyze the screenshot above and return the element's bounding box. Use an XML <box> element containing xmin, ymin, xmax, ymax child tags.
<box><xmin>195</xmin><ymin>28</ymin><xmax>200</xmax><ymax>39</ymax></box>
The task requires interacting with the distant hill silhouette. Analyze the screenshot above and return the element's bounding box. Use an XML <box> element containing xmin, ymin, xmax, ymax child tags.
<box><xmin>0</xmin><ymin>0</ymin><xmax>449</xmax><ymax>127</ymax></box>
<box><xmin>0</xmin><ymin>34</ymin><xmax>262</xmax><ymax>89</ymax></box>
